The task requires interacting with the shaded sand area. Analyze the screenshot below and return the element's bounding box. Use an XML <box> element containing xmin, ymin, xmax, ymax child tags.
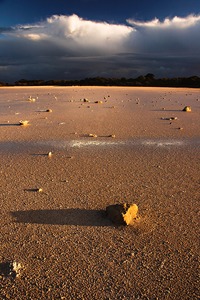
<box><xmin>0</xmin><ymin>87</ymin><xmax>199</xmax><ymax>299</ymax></box>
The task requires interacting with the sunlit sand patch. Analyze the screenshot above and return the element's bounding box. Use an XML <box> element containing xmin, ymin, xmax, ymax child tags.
<box><xmin>23</xmin><ymin>138</ymin><xmax>189</xmax><ymax>151</ymax></box>
<box><xmin>36</xmin><ymin>139</ymin><xmax>123</xmax><ymax>149</ymax></box>
<box><xmin>142</xmin><ymin>140</ymin><xmax>185</xmax><ymax>147</ymax></box>
<box><xmin>69</xmin><ymin>140</ymin><xmax>124</xmax><ymax>148</ymax></box>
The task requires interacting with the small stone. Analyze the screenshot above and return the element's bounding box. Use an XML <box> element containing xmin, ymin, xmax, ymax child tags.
<box><xmin>27</xmin><ymin>96</ymin><xmax>36</xmax><ymax>102</ymax></box>
<box><xmin>46</xmin><ymin>109</ymin><xmax>52</xmax><ymax>112</ymax></box>
<box><xmin>0</xmin><ymin>261</ymin><xmax>24</xmax><ymax>279</ymax></box>
<box><xmin>109</xmin><ymin>134</ymin><xmax>116</xmax><ymax>138</ymax></box>
<box><xmin>106</xmin><ymin>203</ymin><xmax>139</xmax><ymax>225</ymax></box>
<box><xmin>12</xmin><ymin>262</ymin><xmax>24</xmax><ymax>277</ymax></box>
<box><xmin>182</xmin><ymin>106</ymin><xmax>191</xmax><ymax>112</ymax></box>
<box><xmin>48</xmin><ymin>152</ymin><xmax>52</xmax><ymax>157</ymax></box>
<box><xmin>83</xmin><ymin>98</ymin><xmax>90</xmax><ymax>102</ymax></box>
<box><xmin>19</xmin><ymin>120</ymin><xmax>29</xmax><ymax>126</ymax></box>
<box><xmin>88</xmin><ymin>133</ymin><xmax>98</xmax><ymax>137</ymax></box>
<box><xmin>37</xmin><ymin>188</ymin><xmax>43</xmax><ymax>192</ymax></box>
<box><xmin>161</xmin><ymin>117</ymin><xmax>177</xmax><ymax>121</ymax></box>
<box><xmin>94</xmin><ymin>101</ymin><xmax>103</xmax><ymax>104</ymax></box>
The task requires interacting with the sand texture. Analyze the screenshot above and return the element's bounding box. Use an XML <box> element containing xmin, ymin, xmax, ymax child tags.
<box><xmin>0</xmin><ymin>86</ymin><xmax>200</xmax><ymax>299</ymax></box>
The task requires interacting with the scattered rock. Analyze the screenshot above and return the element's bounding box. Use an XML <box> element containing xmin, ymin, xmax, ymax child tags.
<box><xmin>36</xmin><ymin>188</ymin><xmax>43</xmax><ymax>192</ymax></box>
<box><xmin>19</xmin><ymin>120</ymin><xmax>29</xmax><ymax>126</ymax></box>
<box><xmin>45</xmin><ymin>109</ymin><xmax>52</xmax><ymax>112</ymax></box>
<box><xmin>27</xmin><ymin>96</ymin><xmax>36</xmax><ymax>102</ymax></box>
<box><xmin>106</xmin><ymin>203</ymin><xmax>139</xmax><ymax>225</ymax></box>
<box><xmin>83</xmin><ymin>98</ymin><xmax>90</xmax><ymax>102</ymax></box>
<box><xmin>161</xmin><ymin>117</ymin><xmax>177</xmax><ymax>121</ymax></box>
<box><xmin>0</xmin><ymin>261</ymin><xmax>24</xmax><ymax>279</ymax></box>
<box><xmin>94</xmin><ymin>101</ymin><xmax>103</xmax><ymax>104</ymax></box>
<box><xmin>108</xmin><ymin>134</ymin><xmax>116</xmax><ymax>138</ymax></box>
<box><xmin>182</xmin><ymin>106</ymin><xmax>191</xmax><ymax>112</ymax></box>
<box><xmin>88</xmin><ymin>133</ymin><xmax>98</xmax><ymax>137</ymax></box>
<box><xmin>48</xmin><ymin>152</ymin><xmax>52</xmax><ymax>157</ymax></box>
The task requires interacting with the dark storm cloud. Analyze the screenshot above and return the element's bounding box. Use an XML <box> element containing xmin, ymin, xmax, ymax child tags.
<box><xmin>0</xmin><ymin>14</ymin><xmax>200</xmax><ymax>82</ymax></box>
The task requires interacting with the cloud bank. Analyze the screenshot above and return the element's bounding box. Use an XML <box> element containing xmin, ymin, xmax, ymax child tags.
<box><xmin>0</xmin><ymin>14</ymin><xmax>200</xmax><ymax>82</ymax></box>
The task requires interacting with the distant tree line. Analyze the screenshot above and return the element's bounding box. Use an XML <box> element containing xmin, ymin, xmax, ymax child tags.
<box><xmin>1</xmin><ymin>74</ymin><xmax>200</xmax><ymax>88</ymax></box>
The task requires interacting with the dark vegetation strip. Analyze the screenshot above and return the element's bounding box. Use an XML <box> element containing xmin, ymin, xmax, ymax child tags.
<box><xmin>1</xmin><ymin>74</ymin><xmax>200</xmax><ymax>88</ymax></box>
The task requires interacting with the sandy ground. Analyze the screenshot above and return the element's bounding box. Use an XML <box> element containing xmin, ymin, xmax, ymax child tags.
<box><xmin>0</xmin><ymin>86</ymin><xmax>199</xmax><ymax>299</ymax></box>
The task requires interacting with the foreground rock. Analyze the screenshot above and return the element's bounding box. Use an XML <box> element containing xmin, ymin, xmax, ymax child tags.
<box><xmin>182</xmin><ymin>106</ymin><xmax>192</xmax><ymax>112</ymax></box>
<box><xmin>106</xmin><ymin>203</ymin><xmax>139</xmax><ymax>225</ymax></box>
<box><xmin>19</xmin><ymin>120</ymin><xmax>29</xmax><ymax>126</ymax></box>
<box><xmin>0</xmin><ymin>261</ymin><xmax>24</xmax><ymax>279</ymax></box>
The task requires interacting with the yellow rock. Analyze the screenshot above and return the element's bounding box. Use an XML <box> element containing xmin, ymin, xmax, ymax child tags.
<box><xmin>182</xmin><ymin>106</ymin><xmax>191</xmax><ymax>112</ymax></box>
<box><xmin>106</xmin><ymin>203</ymin><xmax>139</xmax><ymax>225</ymax></box>
<box><xmin>88</xmin><ymin>133</ymin><xmax>98</xmax><ymax>137</ymax></box>
<box><xmin>27</xmin><ymin>96</ymin><xmax>36</xmax><ymax>102</ymax></box>
<box><xmin>122</xmin><ymin>204</ymin><xmax>138</xmax><ymax>225</ymax></box>
<box><xmin>19</xmin><ymin>120</ymin><xmax>29</xmax><ymax>126</ymax></box>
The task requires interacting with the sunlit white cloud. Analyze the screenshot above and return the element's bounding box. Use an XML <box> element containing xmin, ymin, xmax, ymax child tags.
<box><xmin>127</xmin><ymin>14</ymin><xmax>200</xmax><ymax>28</ymax></box>
<box><xmin>10</xmin><ymin>14</ymin><xmax>133</xmax><ymax>54</ymax></box>
<box><xmin>0</xmin><ymin>14</ymin><xmax>200</xmax><ymax>82</ymax></box>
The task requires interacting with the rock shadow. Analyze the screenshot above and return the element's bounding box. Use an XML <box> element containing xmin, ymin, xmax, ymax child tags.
<box><xmin>11</xmin><ymin>209</ymin><xmax>113</xmax><ymax>227</ymax></box>
<box><xmin>151</xmin><ymin>109</ymin><xmax>181</xmax><ymax>112</ymax></box>
<box><xmin>0</xmin><ymin>123</ymin><xmax>20</xmax><ymax>127</ymax></box>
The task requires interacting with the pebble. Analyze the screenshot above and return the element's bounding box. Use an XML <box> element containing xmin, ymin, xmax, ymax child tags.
<box><xmin>108</xmin><ymin>134</ymin><xmax>116</xmax><ymax>138</ymax></box>
<box><xmin>182</xmin><ymin>106</ymin><xmax>192</xmax><ymax>112</ymax></box>
<box><xmin>88</xmin><ymin>133</ymin><xmax>98</xmax><ymax>137</ymax></box>
<box><xmin>19</xmin><ymin>120</ymin><xmax>29</xmax><ymax>126</ymax></box>
<box><xmin>27</xmin><ymin>96</ymin><xmax>36</xmax><ymax>102</ymax></box>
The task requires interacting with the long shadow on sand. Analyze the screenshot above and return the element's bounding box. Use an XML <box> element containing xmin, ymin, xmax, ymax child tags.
<box><xmin>0</xmin><ymin>123</ymin><xmax>20</xmax><ymax>127</ymax></box>
<box><xmin>11</xmin><ymin>209</ymin><xmax>113</xmax><ymax>227</ymax></box>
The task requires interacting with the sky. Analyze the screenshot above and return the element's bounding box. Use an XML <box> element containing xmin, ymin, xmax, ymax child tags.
<box><xmin>0</xmin><ymin>0</ymin><xmax>200</xmax><ymax>82</ymax></box>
